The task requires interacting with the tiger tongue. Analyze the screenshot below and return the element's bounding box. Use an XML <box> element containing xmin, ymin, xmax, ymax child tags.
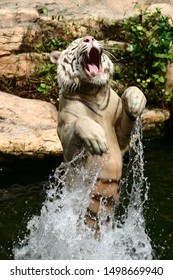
<box><xmin>87</xmin><ymin>63</ymin><xmax>99</xmax><ymax>76</ymax></box>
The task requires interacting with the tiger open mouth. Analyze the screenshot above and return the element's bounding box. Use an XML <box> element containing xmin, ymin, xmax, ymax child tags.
<box><xmin>84</xmin><ymin>47</ymin><xmax>101</xmax><ymax>77</ymax></box>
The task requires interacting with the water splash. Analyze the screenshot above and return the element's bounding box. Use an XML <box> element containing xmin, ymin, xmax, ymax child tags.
<box><xmin>14</xmin><ymin>118</ymin><xmax>153</xmax><ymax>260</ymax></box>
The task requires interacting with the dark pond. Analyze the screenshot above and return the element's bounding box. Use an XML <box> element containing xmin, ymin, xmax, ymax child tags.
<box><xmin>0</xmin><ymin>137</ymin><xmax>173</xmax><ymax>260</ymax></box>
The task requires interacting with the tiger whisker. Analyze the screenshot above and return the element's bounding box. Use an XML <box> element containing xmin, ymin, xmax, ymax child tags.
<box><xmin>103</xmin><ymin>49</ymin><xmax>118</xmax><ymax>62</ymax></box>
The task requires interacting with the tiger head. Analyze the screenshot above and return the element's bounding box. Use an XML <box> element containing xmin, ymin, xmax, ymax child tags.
<box><xmin>50</xmin><ymin>36</ymin><xmax>114</xmax><ymax>93</ymax></box>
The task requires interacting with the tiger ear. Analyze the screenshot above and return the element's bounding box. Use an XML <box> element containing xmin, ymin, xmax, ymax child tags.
<box><xmin>50</xmin><ymin>51</ymin><xmax>61</xmax><ymax>64</ymax></box>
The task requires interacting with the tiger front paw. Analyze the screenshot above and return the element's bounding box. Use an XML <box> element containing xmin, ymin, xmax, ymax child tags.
<box><xmin>74</xmin><ymin>117</ymin><xmax>108</xmax><ymax>155</ymax></box>
<box><xmin>121</xmin><ymin>86</ymin><xmax>146</xmax><ymax>121</ymax></box>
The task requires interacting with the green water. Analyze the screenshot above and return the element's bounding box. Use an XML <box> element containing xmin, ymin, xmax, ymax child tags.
<box><xmin>0</xmin><ymin>137</ymin><xmax>173</xmax><ymax>260</ymax></box>
<box><xmin>144</xmin><ymin>137</ymin><xmax>173</xmax><ymax>259</ymax></box>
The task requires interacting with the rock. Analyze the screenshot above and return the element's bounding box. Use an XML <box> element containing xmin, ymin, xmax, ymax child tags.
<box><xmin>141</xmin><ymin>108</ymin><xmax>170</xmax><ymax>137</ymax></box>
<box><xmin>149</xmin><ymin>3</ymin><xmax>173</xmax><ymax>19</ymax></box>
<box><xmin>0</xmin><ymin>8</ymin><xmax>39</xmax><ymax>29</ymax></box>
<box><xmin>0</xmin><ymin>91</ymin><xmax>62</xmax><ymax>161</ymax></box>
<box><xmin>166</xmin><ymin>62</ymin><xmax>173</xmax><ymax>93</ymax></box>
<box><xmin>0</xmin><ymin>27</ymin><xmax>26</xmax><ymax>56</ymax></box>
<box><xmin>142</xmin><ymin>108</ymin><xmax>170</xmax><ymax>124</ymax></box>
<box><xmin>0</xmin><ymin>1</ymin><xmax>145</xmax><ymax>20</ymax></box>
<box><xmin>0</xmin><ymin>53</ymin><xmax>49</xmax><ymax>78</ymax></box>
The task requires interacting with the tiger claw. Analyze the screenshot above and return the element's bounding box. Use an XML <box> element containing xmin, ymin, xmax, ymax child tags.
<box><xmin>86</xmin><ymin>139</ymin><xmax>108</xmax><ymax>155</ymax></box>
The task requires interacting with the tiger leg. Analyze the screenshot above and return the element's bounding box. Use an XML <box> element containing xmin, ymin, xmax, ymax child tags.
<box><xmin>84</xmin><ymin>179</ymin><xmax>120</xmax><ymax>236</ymax></box>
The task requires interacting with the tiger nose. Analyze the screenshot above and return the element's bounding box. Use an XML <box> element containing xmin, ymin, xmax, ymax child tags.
<box><xmin>83</xmin><ymin>36</ymin><xmax>95</xmax><ymax>43</ymax></box>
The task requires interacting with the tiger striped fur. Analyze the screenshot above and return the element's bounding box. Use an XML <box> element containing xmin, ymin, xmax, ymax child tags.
<box><xmin>50</xmin><ymin>36</ymin><xmax>146</xmax><ymax>237</ymax></box>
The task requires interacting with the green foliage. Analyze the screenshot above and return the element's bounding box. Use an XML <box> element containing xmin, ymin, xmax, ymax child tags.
<box><xmin>35</xmin><ymin>40</ymin><xmax>66</xmax><ymax>97</ymax></box>
<box><xmin>35</xmin><ymin>37</ymin><xmax>68</xmax><ymax>53</ymax></box>
<box><xmin>37</xmin><ymin>62</ymin><xmax>58</xmax><ymax>96</ymax></box>
<box><xmin>115</xmin><ymin>8</ymin><xmax>173</xmax><ymax>107</ymax></box>
<box><xmin>31</xmin><ymin>21</ymin><xmax>72</xmax><ymax>99</ymax></box>
<box><xmin>21</xmin><ymin>24</ymin><xmax>69</xmax><ymax>100</ymax></box>
<box><xmin>22</xmin><ymin>20</ymin><xmax>69</xmax><ymax>53</ymax></box>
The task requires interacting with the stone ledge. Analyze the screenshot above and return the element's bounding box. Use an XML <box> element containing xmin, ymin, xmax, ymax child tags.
<box><xmin>0</xmin><ymin>53</ymin><xmax>49</xmax><ymax>77</ymax></box>
<box><xmin>0</xmin><ymin>90</ymin><xmax>62</xmax><ymax>161</ymax></box>
<box><xmin>141</xmin><ymin>108</ymin><xmax>170</xmax><ymax>137</ymax></box>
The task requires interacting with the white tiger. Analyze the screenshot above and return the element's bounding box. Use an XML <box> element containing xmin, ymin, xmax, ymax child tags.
<box><xmin>50</xmin><ymin>36</ymin><xmax>146</xmax><ymax>236</ymax></box>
